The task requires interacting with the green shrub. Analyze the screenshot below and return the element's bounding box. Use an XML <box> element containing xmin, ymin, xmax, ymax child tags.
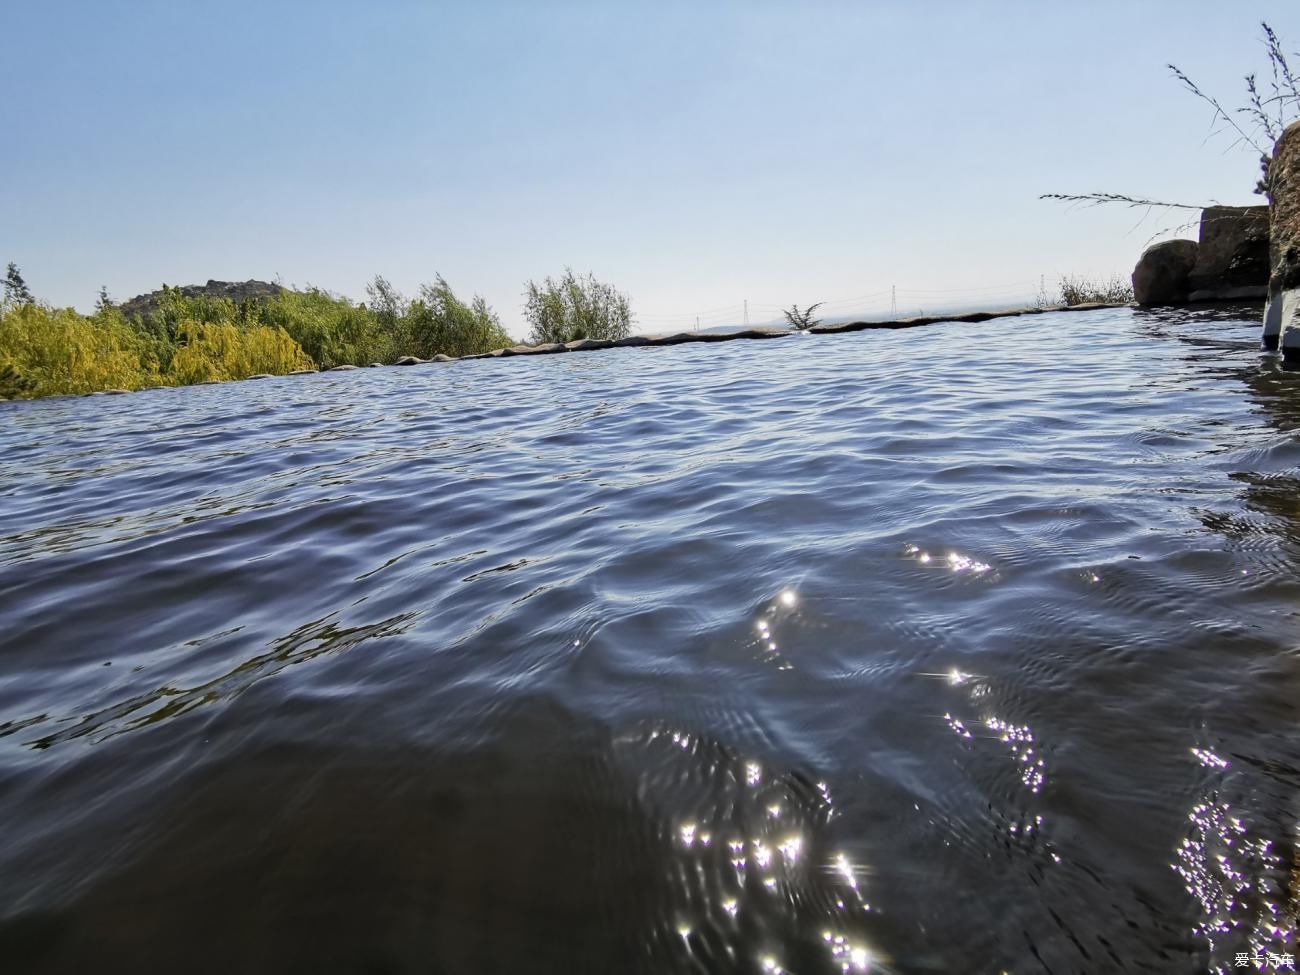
<box><xmin>523</xmin><ymin>268</ymin><xmax>632</xmax><ymax>344</ymax></box>
<box><xmin>1056</xmin><ymin>275</ymin><xmax>1134</xmax><ymax>306</ymax></box>
<box><xmin>781</xmin><ymin>302</ymin><xmax>824</xmax><ymax>329</ymax></box>
<box><xmin>260</xmin><ymin>288</ymin><xmax>397</xmax><ymax>368</ymax></box>
<box><xmin>405</xmin><ymin>276</ymin><xmax>513</xmax><ymax>358</ymax></box>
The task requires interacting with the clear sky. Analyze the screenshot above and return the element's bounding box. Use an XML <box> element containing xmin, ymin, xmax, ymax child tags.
<box><xmin>2</xmin><ymin>1</ymin><xmax>1296</xmax><ymax>336</ymax></box>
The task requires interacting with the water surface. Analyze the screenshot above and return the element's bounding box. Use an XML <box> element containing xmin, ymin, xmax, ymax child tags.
<box><xmin>1</xmin><ymin>307</ymin><xmax>1297</xmax><ymax>973</ymax></box>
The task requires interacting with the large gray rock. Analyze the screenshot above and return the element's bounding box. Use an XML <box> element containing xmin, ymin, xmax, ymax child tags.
<box><xmin>1268</xmin><ymin>122</ymin><xmax>1300</xmax><ymax>352</ymax></box>
<box><xmin>1132</xmin><ymin>239</ymin><xmax>1199</xmax><ymax>306</ymax></box>
<box><xmin>1272</xmin><ymin>121</ymin><xmax>1300</xmax><ymax>292</ymax></box>
<box><xmin>1187</xmin><ymin>205</ymin><xmax>1270</xmax><ymax>300</ymax></box>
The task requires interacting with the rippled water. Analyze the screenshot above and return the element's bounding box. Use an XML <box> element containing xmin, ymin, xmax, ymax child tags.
<box><xmin>1</xmin><ymin>307</ymin><xmax>1298</xmax><ymax>973</ymax></box>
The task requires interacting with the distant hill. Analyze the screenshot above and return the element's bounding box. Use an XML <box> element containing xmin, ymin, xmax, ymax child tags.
<box><xmin>118</xmin><ymin>279</ymin><xmax>284</xmax><ymax>319</ymax></box>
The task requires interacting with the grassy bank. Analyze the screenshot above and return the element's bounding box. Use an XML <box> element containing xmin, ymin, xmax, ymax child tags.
<box><xmin>0</xmin><ymin>277</ymin><xmax>513</xmax><ymax>399</ymax></box>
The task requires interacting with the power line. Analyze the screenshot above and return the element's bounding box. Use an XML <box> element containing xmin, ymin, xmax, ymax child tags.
<box><xmin>633</xmin><ymin>279</ymin><xmax>1046</xmax><ymax>332</ymax></box>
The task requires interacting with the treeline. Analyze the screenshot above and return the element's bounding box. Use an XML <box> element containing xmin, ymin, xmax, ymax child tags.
<box><xmin>0</xmin><ymin>266</ymin><xmax>633</xmax><ymax>400</ymax></box>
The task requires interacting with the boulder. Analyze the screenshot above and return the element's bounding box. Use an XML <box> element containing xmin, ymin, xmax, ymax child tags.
<box><xmin>287</xmin><ymin>369</ymin><xmax>317</xmax><ymax>375</ymax></box>
<box><xmin>612</xmin><ymin>335</ymin><xmax>652</xmax><ymax>347</ymax></box>
<box><xmin>394</xmin><ymin>356</ymin><xmax>426</xmax><ymax>366</ymax></box>
<box><xmin>1187</xmin><ymin>205</ymin><xmax>1270</xmax><ymax>300</ymax></box>
<box><xmin>1272</xmin><ymin>121</ymin><xmax>1300</xmax><ymax>293</ymax></box>
<box><xmin>1268</xmin><ymin>122</ymin><xmax>1300</xmax><ymax>354</ymax></box>
<box><xmin>1132</xmin><ymin>239</ymin><xmax>1199</xmax><ymax>306</ymax></box>
<box><xmin>327</xmin><ymin>364</ymin><xmax>358</xmax><ymax>372</ymax></box>
<box><xmin>432</xmin><ymin>354</ymin><xmax>456</xmax><ymax>362</ymax></box>
<box><xmin>245</xmin><ymin>374</ymin><xmax>274</xmax><ymax>380</ymax></box>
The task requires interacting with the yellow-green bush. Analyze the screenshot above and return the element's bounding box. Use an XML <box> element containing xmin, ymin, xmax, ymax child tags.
<box><xmin>0</xmin><ymin>303</ymin><xmax>159</xmax><ymax>397</ymax></box>
<box><xmin>168</xmin><ymin>320</ymin><xmax>312</xmax><ymax>384</ymax></box>
<box><xmin>0</xmin><ymin>269</ymin><xmax>523</xmax><ymax>399</ymax></box>
<box><xmin>0</xmin><ymin>303</ymin><xmax>312</xmax><ymax>398</ymax></box>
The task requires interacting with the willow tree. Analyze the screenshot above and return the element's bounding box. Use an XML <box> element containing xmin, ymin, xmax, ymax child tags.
<box><xmin>4</xmin><ymin>263</ymin><xmax>33</xmax><ymax>306</ymax></box>
<box><xmin>406</xmin><ymin>276</ymin><xmax>512</xmax><ymax>358</ymax></box>
<box><xmin>523</xmin><ymin>268</ymin><xmax>633</xmax><ymax>344</ymax></box>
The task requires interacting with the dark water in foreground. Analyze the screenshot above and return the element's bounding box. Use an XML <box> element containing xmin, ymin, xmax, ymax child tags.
<box><xmin>1</xmin><ymin>307</ymin><xmax>1297</xmax><ymax>974</ymax></box>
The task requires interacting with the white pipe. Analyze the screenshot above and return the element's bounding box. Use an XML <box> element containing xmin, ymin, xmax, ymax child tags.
<box><xmin>1277</xmin><ymin>290</ymin><xmax>1300</xmax><ymax>360</ymax></box>
<box><xmin>1263</xmin><ymin>285</ymin><xmax>1284</xmax><ymax>349</ymax></box>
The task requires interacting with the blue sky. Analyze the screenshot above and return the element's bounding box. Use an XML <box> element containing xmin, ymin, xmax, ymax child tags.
<box><xmin>2</xmin><ymin>1</ymin><xmax>1296</xmax><ymax>336</ymax></box>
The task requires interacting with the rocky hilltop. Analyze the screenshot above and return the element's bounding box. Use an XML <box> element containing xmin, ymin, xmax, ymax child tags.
<box><xmin>118</xmin><ymin>279</ymin><xmax>283</xmax><ymax>319</ymax></box>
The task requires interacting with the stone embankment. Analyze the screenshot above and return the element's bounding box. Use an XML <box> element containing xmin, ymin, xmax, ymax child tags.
<box><xmin>1264</xmin><ymin>121</ymin><xmax>1300</xmax><ymax>355</ymax></box>
<box><xmin>1132</xmin><ymin>207</ymin><xmax>1269</xmax><ymax>306</ymax></box>
<box><xmin>377</xmin><ymin>303</ymin><xmax>1121</xmax><ymax>365</ymax></box>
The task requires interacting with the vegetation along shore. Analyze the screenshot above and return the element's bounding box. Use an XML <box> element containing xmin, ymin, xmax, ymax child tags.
<box><xmin>0</xmin><ymin>264</ymin><xmax>1134</xmax><ymax>402</ymax></box>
